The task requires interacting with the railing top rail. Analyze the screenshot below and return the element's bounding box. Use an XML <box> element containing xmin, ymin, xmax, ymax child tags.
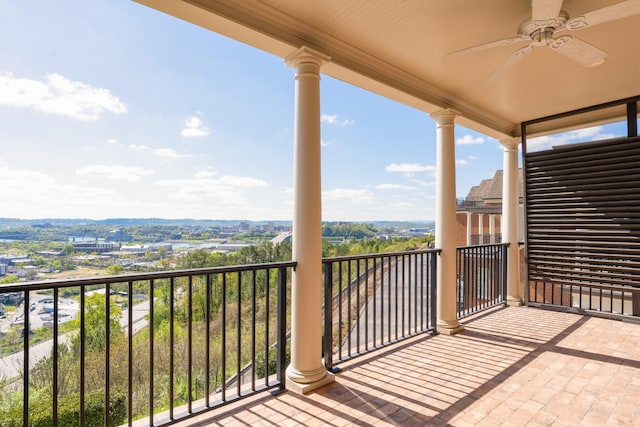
<box><xmin>0</xmin><ymin>260</ymin><xmax>298</xmax><ymax>293</ymax></box>
<box><xmin>457</xmin><ymin>242</ymin><xmax>510</xmax><ymax>250</ymax></box>
<box><xmin>322</xmin><ymin>248</ymin><xmax>441</xmax><ymax>264</ymax></box>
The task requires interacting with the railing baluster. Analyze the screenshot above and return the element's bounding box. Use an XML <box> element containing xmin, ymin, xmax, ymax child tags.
<box><xmin>372</xmin><ymin>257</ymin><xmax>377</xmax><ymax>349</ymax></box>
<box><xmin>264</xmin><ymin>269</ymin><xmax>270</xmax><ymax>389</ymax></box>
<box><xmin>53</xmin><ymin>288</ymin><xmax>58</xmax><ymax>427</ymax></box>
<box><xmin>236</xmin><ymin>271</ymin><xmax>242</xmax><ymax>397</ymax></box>
<box><xmin>221</xmin><ymin>273</ymin><xmax>226</xmax><ymax>402</ymax></box>
<box><xmin>338</xmin><ymin>261</ymin><xmax>343</xmax><ymax>361</ymax></box>
<box><xmin>80</xmin><ymin>286</ymin><xmax>85</xmax><ymax>426</ymax></box>
<box><xmin>105</xmin><ymin>282</ymin><xmax>111</xmax><ymax>427</ymax></box>
<box><xmin>356</xmin><ymin>258</ymin><xmax>360</xmax><ymax>354</ymax></box>
<box><xmin>187</xmin><ymin>275</ymin><xmax>193</xmax><ymax>410</ymax></box>
<box><xmin>364</xmin><ymin>258</ymin><xmax>369</xmax><ymax>351</ymax></box>
<box><xmin>250</xmin><ymin>270</ymin><xmax>256</xmax><ymax>392</ymax></box>
<box><xmin>128</xmin><ymin>280</ymin><xmax>133</xmax><ymax>426</ymax></box>
<box><xmin>169</xmin><ymin>278</ymin><xmax>175</xmax><ymax>418</ymax></box>
<box><xmin>347</xmin><ymin>260</ymin><xmax>352</xmax><ymax>357</ymax></box>
<box><xmin>149</xmin><ymin>279</ymin><xmax>154</xmax><ymax>424</ymax></box>
<box><xmin>323</xmin><ymin>262</ymin><xmax>333</xmax><ymax>371</ymax></box>
<box><xmin>276</xmin><ymin>266</ymin><xmax>287</xmax><ymax>392</ymax></box>
<box><xmin>23</xmin><ymin>290</ymin><xmax>29</xmax><ymax>427</ymax></box>
<box><xmin>430</xmin><ymin>252</ymin><xmax>437</xmax><ymax>331</ymax></box>
<box><xmin>394</xmin><ymin>255</ymin><xmax>398</xmax><ymax>341</ymax></box>
<box><xmin>206</xmin><ymin>274</ymin><xmax>211</xmax><ymax>405</ymax></box>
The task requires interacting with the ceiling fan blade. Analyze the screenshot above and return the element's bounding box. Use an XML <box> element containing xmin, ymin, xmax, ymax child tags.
<box><xmin>532</xmin><ymin>0</ymin><xmax>564</xmax><ymax>23</ymax></box>
<box><xmin>448</xmin><ymin>36</ymin><xmax>525</xmax><ymax>57</ymax></box>
<box><xmin>549</xmin><ymin>35</ymin><xmax>607</xmax><ymax>67</ymax></box>
<box><xmin>566</xmin><ymin>0</ymin><xmax>640</xmax><ymax>30</ymax></box>
<box><xmin>485</xmin><ymin>44</ymin><xmax>534</xmax><ymax>83</ymax></box>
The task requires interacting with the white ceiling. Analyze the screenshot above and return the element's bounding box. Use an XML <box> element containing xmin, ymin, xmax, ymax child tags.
<box><xmin>136</xmin><ymin>0</ymin><xmax>640</xmax><ymax>139</ymax></box>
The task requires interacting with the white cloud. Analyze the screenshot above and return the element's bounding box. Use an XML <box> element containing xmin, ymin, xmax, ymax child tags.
<box><xmin>321</xmin><ymin>114</ymin><xmax>354</xmax><ymax>126</ymax></box>
<box><xmin>107</xmin><ymin>138</ymin><xmax>119</xmax><ymax>145</ymax></box>
<box><xmin>123</xmin><ymin>144</ymin><xmax>190</xmax><ymax>158</ymax></box>
<box><xmin>457</xmin><ymin>134</ymin><xmax>485</xmax><ymax>145</ymax></box>
<box><xmin>456</xmin><ymin>159</ymin><xmax>470</xmax><ymax>166</ymax></box>
<box><xmin>0</xmin><ymin>72</ymin><xmax>127</xmax><ymax>120</ymax></box>
<box><xmin>153</xmin><ymin>148</ymin><xmax>191</xmax><ymax>158</ymax></box>
<box><xmin>411</xmin><ymin>179</ymin><xmax>436</xmax><ymax>187</ymax></box>
<box><xmin>527</xmin><ymin>126</ymin><xmax>617</xmax><ymax>152</ymax></box>
<box><xmin>387</xmin><ymin>202</ymin><xmax>415</xmax><ymax>210</ymax></box>
<box><xmin>0</xmin><ymin>165</ymin><xmax>149</xmax><ymax>219</ymax></box>
<box><xmin>322</xmin><ymin>188</ymin><xmax>374</xmax><ymax>205</ymax></box>
<box><xmin>385</xmin><ymin>162</ymin><xmax>436</xmax><ymax>177</ymax></box>
<box><xmin>156</xmin><ymin>170</ymin><xmax>268</xmax><ymax>204</ymax></box>
<box><xmin>76</xmin><ymin>165</ymin><xmax>154</xmax><ymax>182</ymax></box>
<box><xmin>181</xmin><ymin>115</ymin><xmax>210</xmax><ymax>137</ymax></box>
<box><xmin>321</xmin><ymin>139</ymin><xmax>332</xmax><ymax>147</ymax></box>
<box><xmin>376</xmin><ymin>183</ymin><xmax>416</xmax><ymax>190</ymax></box>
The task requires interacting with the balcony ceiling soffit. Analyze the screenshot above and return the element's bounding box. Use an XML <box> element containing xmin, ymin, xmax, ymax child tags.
<box><xmin>136</xmin><ymin>0</ymin><xmax>640</xmax><ymax>139</ymax></box>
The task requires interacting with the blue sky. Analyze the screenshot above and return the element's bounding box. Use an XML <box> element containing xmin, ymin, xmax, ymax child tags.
<box><xmin>0</xmin><ymin>1</ymin><xmax>629</xmax><ymax>221</ymax></box>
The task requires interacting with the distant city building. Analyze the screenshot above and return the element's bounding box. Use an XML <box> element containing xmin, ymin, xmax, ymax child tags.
<box><xmin>72</xmin><ymin>241</ymin><xmax>121</xmax><ymax>253</ymax></box>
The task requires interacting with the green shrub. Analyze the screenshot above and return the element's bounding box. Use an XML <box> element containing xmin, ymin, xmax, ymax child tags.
<box><xmin>255</xmin><ymin>344</ymin><xmax>290</xmax><ymax>379</ymax></box>
<box><xmin>0</xmin><ymin>388</ymin><xmax>126</xmax><ymax>427</ymax></box>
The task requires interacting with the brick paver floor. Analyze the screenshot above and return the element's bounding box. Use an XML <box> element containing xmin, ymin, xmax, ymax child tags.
<box><xmin>171</xmin><ymin>306</ymin><xmax>640</xmax><ymax>426</ymax></box>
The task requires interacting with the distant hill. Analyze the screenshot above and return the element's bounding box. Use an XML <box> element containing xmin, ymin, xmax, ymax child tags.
<box><xmin>0</xmin><ymin>218</ymin><xmax>293</xmax><ymax>228</ymax></box>
<box><xmin>0</xmin><ymin>218</ymin><xmax>433</xmax><ymax>229</ymax></box>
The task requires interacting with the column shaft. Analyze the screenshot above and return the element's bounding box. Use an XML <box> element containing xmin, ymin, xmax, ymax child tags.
<box><xmin>430</xmin><ymin>109</ymin><xmax>463</xmax><ymax>334</ymax></box>
<box><xmin>501</xmin><ymin>138</ymin><xmax>522</xmax><ymax>306</ymax></box>
<box><xmin>285</xmin><ymin>47</ymin><xmax>334</xmax><ymax>393</ymax></box>
<box><xmin>489</xmin><ymin>214</ymin><xmax>496</xmax><ymax>244</ymax></box>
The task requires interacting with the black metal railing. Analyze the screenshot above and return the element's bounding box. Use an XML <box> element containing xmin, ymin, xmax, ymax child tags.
<box><xmin>322</xmin><ymin>249</ymin><xmax>439</xmax><ymax>369</ymax></box>
<box><xmin>456</xmin><ymin>243</ymin><xmax>508</xmax><ymax>318</ymax></box>
<box><xmin>527</xmin><ymin>278</ymin><xmax>640</xmax><ymax>318</ymax></box>
<box><xmin>0</xmin><ymin>262</ymin><xmax>294</xmax><ymax>426</ymax></box>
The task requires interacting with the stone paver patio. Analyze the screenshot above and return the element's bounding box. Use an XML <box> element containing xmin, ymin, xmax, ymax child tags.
<box><xmin>173</xmin><ymin>306</ymin><xmax>640</xmax><ymax>426</ymax></box>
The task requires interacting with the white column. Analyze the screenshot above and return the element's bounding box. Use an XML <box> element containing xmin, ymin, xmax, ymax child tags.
<box><xmin>478</xmin><ymin>213</ymin><xmax>484</xmax><ymax>245</ymax></box>
<box><xmin>285</xmin><ymin>46</ymin><xmax>334</xmax><ymax>393</ymax></box>
<box><xmin>466</xmin><ymin>212</ymin><xmax>472</xmax><ymax>246</ymax></box>
<box><xmin>501</xmin><ymin>137</ymin><xmax>522</xmax><ymax>306</ymax></box>
<box><xmin>489</xmin><ymin>214</ymin><xmax>496</xmax><ymax>244</ymax></box>
<box><xmin>430</xmin><ymin>109</ymin><xmax>463</xmax><ymax>334</ymax></box>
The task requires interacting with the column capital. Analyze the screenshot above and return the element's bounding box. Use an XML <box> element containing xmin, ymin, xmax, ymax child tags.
<box><xmin>285</xmin><ymin>46</ymin><xmax>331</xmax><ymax>68</ymax></box>
<box><xmin>430</xmin><ymin>108</ymin><xmax>460</xmax><ymax>125</ymax></box>
<box><xmin>500</xmin><ymin>137</ymin><xmax>521</xmax><ymax>151</ymax></box>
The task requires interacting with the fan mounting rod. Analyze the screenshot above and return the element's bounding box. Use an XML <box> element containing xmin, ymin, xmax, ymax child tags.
<box><xmin>519</xmin><ymin>10</ymin><xmax>569</xmax><ymax>46</ymax></box>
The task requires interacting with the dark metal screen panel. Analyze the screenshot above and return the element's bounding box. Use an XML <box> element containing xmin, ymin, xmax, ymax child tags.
<box><xmin>525</xmin><ymin>136</ymin><xmax>640</xmax><ymax>290</ymax></box>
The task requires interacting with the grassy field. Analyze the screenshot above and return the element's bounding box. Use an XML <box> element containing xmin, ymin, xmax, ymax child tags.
<box><xmin>45</xmin><ymin>266</ymin><xmax>107</xmax><ymax>280</ymax></box>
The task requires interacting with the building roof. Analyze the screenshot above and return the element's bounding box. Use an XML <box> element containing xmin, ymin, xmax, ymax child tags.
<box><xmin>458</xmin><ymin>169</ymin><xmax>523</xmax><ymax>213</ymax></box>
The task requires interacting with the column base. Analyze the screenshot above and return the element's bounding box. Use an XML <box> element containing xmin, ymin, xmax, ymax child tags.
<box><xmin>506</xmin><ymin>296</ymin><xmax>523</xmax><ymax>306</ymax></box>
<box><xmin>286</xmin><ymin>369</ymin><xmax>335</xmax><ymax>395</ymax></box>
<box><xmin>437</xmin><ymin>319</ymin><xmax>465</xmax><ymax>335</ymax></box>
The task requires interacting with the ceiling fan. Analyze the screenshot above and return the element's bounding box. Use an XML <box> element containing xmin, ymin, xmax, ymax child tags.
<box><xmin>449</xmin><ymin>0</ymin><xmax>640</xmax><ymax>80</ymax></box>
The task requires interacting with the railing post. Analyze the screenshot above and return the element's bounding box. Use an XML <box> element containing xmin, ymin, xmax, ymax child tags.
<box><xmin>53</xmin><ymin>288</ymin><xmax>59</xmax><ymax>427</ymax></box>
<box><xmin>430</xmin><ymin>252</ymin><xmax>438</xmax><ymax>334</ymax></box>
<box><xmin>105</xmin><ymin>283</ymin><xmax>111</xmax><ymax>427</ymax></box>
<box><xmin>502</xmin><ymin>244</ymin><xmax>509</xmax><ymax>303</ymax></box>
<box><xmin>23</xmin><ymin>290</ymin><xmax>29</xmax><ymax>427</ymax></box>
<box><xmin>323</xmin><ymin>262</ymin><xmax>334</xmax><ymax>372</ymax></box>
<box><xmin>275</xmin><ymin>266</ymin><xmax>288</xmax><ymax>392</ymax></box>
<box><xmin>80</xmin><ymin>287</ymin><xmax>85</xmax><ymax>426</ymax></box>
